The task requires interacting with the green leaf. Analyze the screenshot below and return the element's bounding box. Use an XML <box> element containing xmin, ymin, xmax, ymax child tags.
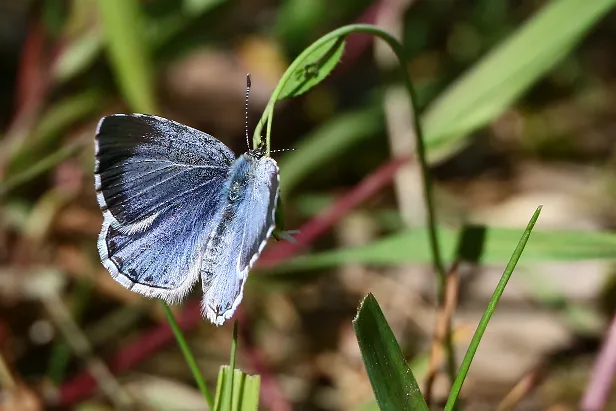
<box><xmin>353</xmin><ymin>294</ymin><xmax>429</xmax><ymax>411</ymax></box>
<box><xmin>268</xmin><ymin>225</ymin><xmax>616</xmax><ymax>273</ymax></box>
<box><xmin>53</xmin><ymin>30</ymin><xmax>103</xmax><ymax>82</ymax></box>
<box><xmin>444</xmin><ymin>206</ymin><xmax>542</xmax><ymax>410</ymax></box>
<box><xmin>276</xmin><ymin>36</ymin><xmax>345</xmax><ymax>100</ymax></box>
<box><xmin>278</xmin><ymin>106</ymin><xmax>383</xmax><ymax>195</ymax></box>
<box><xmin>422</xmin><ymin>0</ymin><xmax>616</xmax><ymax>162</ymax></box>
<box><xmin>98</xmin><ymin>0</ymin><xmax>157</xmax><ymax>113</ymax></box>
<box><xmin>214</xmin><ymin>367</ymin><xmax>260</xmax><ymax>411</ymax></box>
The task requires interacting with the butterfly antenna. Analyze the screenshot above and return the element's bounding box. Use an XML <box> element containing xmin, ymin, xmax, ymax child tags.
<box><xmin>269</xmin><ymin>148</ymin><xmax>296</xmax><ymax>153</ymax></box>
<box><xmin>245</xmin><ymin>74</ymin><xmax>251</xmax><ymax>150</ymax></box>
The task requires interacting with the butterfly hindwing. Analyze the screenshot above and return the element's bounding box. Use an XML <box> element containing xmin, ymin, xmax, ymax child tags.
<box><xmin>200</xmin><ymin>153</ymin><xmax>279</xmax><ymax>325</ymax></box>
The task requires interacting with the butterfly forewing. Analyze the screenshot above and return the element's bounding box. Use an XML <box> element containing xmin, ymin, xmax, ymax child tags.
<box><xmin>95</xmin><ymin>114</ymin><xmax>235</xmax><ymax>229</ymax></box>
<box><xmin>95</xmin><ymin>114</ymin><xmax>235</xmax><ymax>303</ymax></box>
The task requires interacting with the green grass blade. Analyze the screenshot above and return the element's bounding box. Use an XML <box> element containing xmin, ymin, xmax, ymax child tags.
<box><xmin>161</xmin><ymin>302</ymin><xmax>214</xmax><ymax>409</ymax></box>
<box><xmin>422</xmin><ymin>0</ymin><xmax>616</xmax><ymax>161</ymax></box>
<box><xmin>98</xmin><ymin>0</ymin><xmax>156</xmax><ymax>114</ymax></box>
<box><xmin>267</xmin><ymin>224</ymin><xmax>616</xmax><ymax>273</ymax></box>
<box><xmin>236</xmin><ymin>371</ymin><xmax>261</xmax><ymax>411</ymax></box>
<box><xmin>219</xmin><ymin>321</ymin><xmax>239</xmax><ymax>411</ymax></box>
<box><xmin>46</xmin><ymin>279</ymin><xmax>93</xmax><ymax>383</ymax></box>
<box><xmin>53</xmin><ymin>30</ymin><xmax>103</xmax><ymax>83</ymax></box>
<box><xmin>214</xmin><ymin>322</ymin><xmax>259</xmax><ymax>411</ymax></box>
<box><xmin>277</xmin><ymin>36</ymin><xmax>345</xmax><ymax>100</ymax></box>
<box><xmin>0</xmin><ymin>141</ymin><xmax>85</xmax><ymax>198</ymax></box>
<box><xmin>214</xmin><ymin>367</ymin><xmax>261</xmax><ymax>411</ymax></box>
<box><xmin>443</xmin><ymin>206</ymin><xmax>542</xmax><ymax>411</ymax></box>
<box><xmin>353</xmin><ymin>293</ymin><xmax>429</xmax><ymax>411</ymax></box>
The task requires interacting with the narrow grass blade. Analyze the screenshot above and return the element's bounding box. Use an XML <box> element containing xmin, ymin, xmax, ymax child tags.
<box><xmin>0</xmin><ymin>141</ymin><xmax>85</xmax><ymax>198</ymax></box>
<box><xmin>267</xmin><ymin>224</ymin><xmax>616</xmax><ymax>273</ymax></box>
<box><xmin>278</xmin><ymin>106</ymin><xmax>383</xmax><ymax>195</ymax></box>
<box><xmin>353</xmin><ymin>293</ymin><xmax>429</xmax><ymax>411</ymax></box>
<box><xmin>423</xmin><ymin>0</ymin><xmax>616</xmax><ymax>161</ymax></box>
<box><xmin>217</xmin><ymin>320</ymin><xmax>239</xmax><ymax>411</ymax></box>
<box><xmin>98</xmin><ymin>0</ymin><xmax>156</xmax><ymax>114</ymax></box>
<box><xmin>161</xmin><ymin>302</ymin><xmax>214</xmax><ymax>409</ymax></box>
<box><xmin>444</xmin><ymin>206</ymin><xmax>542</xmax><ymax>411</ymax></box>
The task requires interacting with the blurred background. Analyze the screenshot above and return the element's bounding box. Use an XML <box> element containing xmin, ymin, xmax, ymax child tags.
<box><xmin>1</xmin><ymin>0</ymin><xmax>616</xmax><ymax>410</ymax></box>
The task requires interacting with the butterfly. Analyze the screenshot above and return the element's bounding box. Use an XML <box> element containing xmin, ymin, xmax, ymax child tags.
<box><xmin>94</xmin><ymin>110</ymin><xmax>279</xmax><ymax>326</ymax></box>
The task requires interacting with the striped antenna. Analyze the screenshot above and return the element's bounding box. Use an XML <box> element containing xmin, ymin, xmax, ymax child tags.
<box><xmin>245</xmin><ymin>74</ymin><xmax>251</xmax><ymax>150</ymax></box>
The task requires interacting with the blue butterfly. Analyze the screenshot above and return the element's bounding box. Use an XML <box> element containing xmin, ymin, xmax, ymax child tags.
<box><xmin>94</xmin><ymin>113</ymin><xmax>279</xmax><ymax>326</ymax></box>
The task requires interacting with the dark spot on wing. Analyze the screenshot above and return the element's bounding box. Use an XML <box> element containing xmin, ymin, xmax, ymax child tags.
<box><xmin>111</xmin><ymin>256</ymin><xmax>123</xmax><ymax>269</ymax></box>
<box><xmin>108</xmin><ymin>239</ymin><xmax>118</xmax><ymax>253</ymax></box>
<box><xmin>145</xmin><ymin>276</ymin><xmax>154</xmax><ymax>282</ymax></box>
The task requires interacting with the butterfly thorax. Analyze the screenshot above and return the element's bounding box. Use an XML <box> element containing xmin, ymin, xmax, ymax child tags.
<box><xmin>202</xmin><ymin>154</ymin><xmax>256</xmax><ymax>261</ymax></box>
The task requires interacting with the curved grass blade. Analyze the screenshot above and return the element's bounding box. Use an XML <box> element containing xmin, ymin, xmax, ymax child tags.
<box><xmin>444</xmin><ymin>206</ymin><xmax>542</xmax><ymax>411</ymax></box>
<box><xmin>98</xmin><ymin>0</ymin><xmax>156</xmax><ymax>114</ymax></box>
<box><xmin>353</xmin><ymin>294</ymin><xmax>429</xmax><ymax>411</ymax></box>
<box><xmin>266</xmin><ymin>224</ymin><xmax>616</xmax><ymax>273</ymax></box>
<box><xmin>277</xmin><ymin>36</ymin><xmax>345</xmax><ymax>100</ymax></box>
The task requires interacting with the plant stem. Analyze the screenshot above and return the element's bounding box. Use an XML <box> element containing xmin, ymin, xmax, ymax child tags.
<box><xmin>255</xmin><ymin>23</ymin><xmax>445</xmax><ymax>289</ymax></box>
<box><xmin>253</xmin><ymin>22</ymin><xmax>450</xmax><ymax>377</ymax></box>
<box><xmin>161</xmin><ymin>302</ymin><xmax>214</xmax><ymax>409</ymax></box>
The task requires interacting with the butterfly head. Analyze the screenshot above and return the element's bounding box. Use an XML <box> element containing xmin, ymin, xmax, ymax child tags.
<box><xmin>247</xmin><ymin>139</ymin><xmax>267</xmax><ymax>159</ymax></box>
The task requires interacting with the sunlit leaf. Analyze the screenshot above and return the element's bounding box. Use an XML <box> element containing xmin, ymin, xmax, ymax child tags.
<box><xmin>277</xmin><ymin>36</ymin><xmax>345</xmax><ymax>100</ymax></box>
<box><xmin>354</xmin><ymin>294</ymin><xmax>429</xmax><ymax>411</ymax></box>
<box><xmin>444</xmin><ymin>206</ymin><xmax>542</xmax><ymax>411</ymax></box>
<box><xmin>268</xmin><ymin>225</ymin><xmax>616</xmax><ymax>273</ymax></box>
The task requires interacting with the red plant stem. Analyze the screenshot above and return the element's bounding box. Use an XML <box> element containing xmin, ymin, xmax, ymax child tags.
<box><xmin>580</xmin><ymin>313</ymin><xmax>616</xmax><ymax>411</ymax></box>
<box><xmin>258</xmin><ymin>155</ymin><xmax>411</xmax><ymax>266</ymax></box>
